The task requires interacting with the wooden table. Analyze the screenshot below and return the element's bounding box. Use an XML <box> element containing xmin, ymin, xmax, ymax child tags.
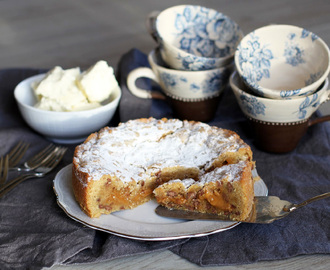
<box><xmin>0</xmin><ymin>0</ymin><xmax>329</xmax><ymax>269</ymax></box>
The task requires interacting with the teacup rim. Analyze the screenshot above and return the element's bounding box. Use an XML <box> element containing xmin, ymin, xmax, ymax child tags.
<box><xmin>159</xmin><ymin>34</ymin><xmax>242</xmax><ymax>63</ymax></box>
<box><xmin>230</xmin><ymin>71</ymin><xmax>329</xmax><ymax>103</ymax></box>
<box><xmin>155</xmin><ymin>4</ymin><xmax>244</xmax><ymax>61</ymax></box>
<box><xmin>148</xmin><ymin>49</ymin><xmax>234</xmax><ymax>74</ymax></box>
<box><xmin>234</xmin><ymin>24</ymin><xmax>330</xmax><ymax>98</ymax></box>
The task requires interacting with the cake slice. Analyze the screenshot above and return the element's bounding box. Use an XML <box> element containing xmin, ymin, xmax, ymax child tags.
<box><xmin>153</xmin><ymin>160</ymin><xmax>255</xmax><ymax>221</ymax></box>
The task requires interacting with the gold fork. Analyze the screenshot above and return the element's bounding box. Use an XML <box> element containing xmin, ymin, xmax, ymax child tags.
<box><xmin>0</xmin><ymin>146</ymin><xmax>67</xmax><ymax>198</ymax></box>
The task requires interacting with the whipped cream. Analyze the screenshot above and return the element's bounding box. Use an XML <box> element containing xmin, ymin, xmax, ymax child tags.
<box><xmin>32</xmin><ymin>60</ymin><xmax>117</xmax><ymax>112</ymax></box>
<box><xmin>77</xmin><ymin>60</ymin><xmax>118</xmax><ymax>103</ymax></box>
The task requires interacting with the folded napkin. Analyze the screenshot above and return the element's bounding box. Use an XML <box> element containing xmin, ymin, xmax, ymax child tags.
<box><xmin>0</xmin><ymin>49</ymin><xmax>329</xmax><ymax>270</ymax></box>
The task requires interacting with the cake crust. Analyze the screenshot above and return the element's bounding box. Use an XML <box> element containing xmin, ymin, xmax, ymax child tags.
<box><xmin>72</xmin><ymin>118</ymin><xmax>254</xmax><ymax>218</ymax></box>
<box><xmin>153</xmin><ymin>161</ymin><xmax>254</xmax><ymax>221</ymax></box>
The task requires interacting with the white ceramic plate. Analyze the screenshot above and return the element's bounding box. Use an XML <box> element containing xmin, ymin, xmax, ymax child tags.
<box><xmin>53</xmin><ymin>164</ymin><xmax>268</xmax><ymax>241</ymax></box>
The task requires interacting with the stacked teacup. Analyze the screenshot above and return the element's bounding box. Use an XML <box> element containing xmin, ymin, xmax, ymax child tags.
<box><xmin>231</xmin><ymin>24</ymin><xmax>330</xmax><ymax>153</ymax></box>
<box><xmin>127</xmin><ymin>5</ymin><xmax>243</xmax><ymax>121</ymax></box>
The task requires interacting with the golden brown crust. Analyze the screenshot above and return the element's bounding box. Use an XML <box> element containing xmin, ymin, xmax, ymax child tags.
<box><xmin>72</xmin><ymin>132</ymin><xmax>98</xmax><ymax>217</ymax></box>
<box><xmin>72</xmin><ymin>118</ymin><xmax>254</xmax><ymax>219</ymax></box>
<box><xmin>153</xmin><ymin>161</ymin><xmax>254</xmax><ymax>221</ymax></box>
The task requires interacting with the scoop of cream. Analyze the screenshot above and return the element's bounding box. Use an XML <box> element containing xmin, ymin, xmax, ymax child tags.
<box><xmin>77</xmin><ymin>60</ymin><xmax>118</xmax><ymax>103</ymax></box>
<box><xmin>32</xmin><ymin>60</ymin><xmax>118</xmax><ymax>112</ymax></box>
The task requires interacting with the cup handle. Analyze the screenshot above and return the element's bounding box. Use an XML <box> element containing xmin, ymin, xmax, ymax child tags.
<box><xmin>126</xmin><ymin>67</ymin><xmax>165</xmax><ymax>100</ymax></box>
<box><xmin>145</xmin><ymin>11</ymin><xmax>160</xmax><ymax>42</ymax></box>
<box><xmin>308</xmin><ymin>115</ymin><xmax>330</xmax><ymax>126</ymax></box>
<box><xmin>308</xmin><ymin>89</ymin><xmax>330</xmax><ymax>126</ymax></box>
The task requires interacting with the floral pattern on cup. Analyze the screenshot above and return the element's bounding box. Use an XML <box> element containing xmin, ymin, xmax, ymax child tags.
<box><xmin>236</xmin><ymin>32</ymin><xmax>273</xmax><ymax>96</ymax></box>
<box><xmin>280</xmin><ymin>72</ymin><xmax>323</xmax><ymax>98</ymax></box>
<box><xmin>241</xmin><ymin>34</ymin><xmax>272</xmax><ymax>73</ymax></box>
<box><xmin>239</xmin><ymin>87</ymin><xmax>321</xmax><ymax>120</ymax></box>
<box><xmin>150</xmin><ymin>5</ymin><xmax>243</xmax><ymax>71</ymax></box>
<box><xmin>305</xmin><ymin>71</ymin><xmax>323</xmax><ymax>85</ymax></box>
<box><xmin>126</xmin><ymin>50</ymin><xmax>233</xmax><ymax>100</ymax></box>
<box><xmin>159</xmin><ymin>68</ymin><xmax>231</xmax><ymax>95</ymax></box>
<box><xmin>239</xmin><ymin>93</ymin><xmax>266</xmax><ymax>117</ymax></box>
<box><xmin>297</xmin><ymin>93</ymin><xmax>320</xmax><ymax>119</ymax></box>
<box><xmin>177</xmin><ymin>53</ymin><xmax>217</xmax><ymax>70</ymax></box>
<box><xmin>284</xmin><ymin>33</ymin><xmax>306</xmax><ymax>67</ymax></box>
<box><xmin>171</xmin><ymin>5</ymin><xmax>241</xmax><ymax>58</ymax></box>
<box><xmin>230</xmin><ymin>71</ymin><xmax>330</xmax><ymax>123</ymax></box>
<box><xmin>235</xmin><ymin>25</ymin><xmax>330</xmax><ymax>99</ymax></box>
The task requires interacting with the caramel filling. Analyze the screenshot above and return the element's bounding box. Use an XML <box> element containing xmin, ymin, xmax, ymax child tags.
<box><xmin>97</xmin><ymin>181</ymin><xmax>154</xmax><ymax>212</ymax></box>
<box><xmin>203</xmin><ymin>189</ymin><xmax>232</xmax><ymax>211</ymax></box>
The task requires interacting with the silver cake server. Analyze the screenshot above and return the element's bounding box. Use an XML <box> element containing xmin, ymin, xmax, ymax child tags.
<box><xmin>155</xmin><ymin>192</ymin><xmax>330</xmax><ymax>224</ymax></box>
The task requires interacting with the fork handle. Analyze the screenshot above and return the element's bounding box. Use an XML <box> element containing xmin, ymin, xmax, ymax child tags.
<box><xmin>0</xmin><ymin>174</ymin><xmax>32</xmax><ymax>198</ymax></box>
<box><xmin>287</xmin><ymin>192</ymin><xmax>330</xmax><ymax>212</ymax></box>
<box><xmin>9</xmin><ymin>167</ymin><xmax>31</xmax><ymax>172</ymax></box>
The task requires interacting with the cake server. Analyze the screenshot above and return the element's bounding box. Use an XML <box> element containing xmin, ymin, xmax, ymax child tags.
<box><xmin>155</xmin><ymin>192</ymin><xmax>330</xmax><ymax>224</ymax></box>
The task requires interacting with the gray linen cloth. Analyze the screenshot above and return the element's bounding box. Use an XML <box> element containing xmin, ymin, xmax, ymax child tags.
<box><xmin>0</xmin><ymin>49</ymin><xmax>329</xmax><ymax>269</ymax></box>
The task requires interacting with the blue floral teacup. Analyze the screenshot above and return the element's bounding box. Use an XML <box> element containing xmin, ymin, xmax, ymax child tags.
<box><xmin>235</xmin><ymin>24</ymin><xmax>330</xmax><ymax>99</ymax></box>
<box><xmin>127</xmin><ymin>49</ymin><xmax>233</xmax><ymax>100</ymax></box>
<box><xmin>147</xmin><ymin>5</ymin><xmax>243</xmax><ymax>71</ymax></box>
<box><xmin>230</xmin><ymin>71</ymin><xmax>330</xmax><ymax>153</ymax></box>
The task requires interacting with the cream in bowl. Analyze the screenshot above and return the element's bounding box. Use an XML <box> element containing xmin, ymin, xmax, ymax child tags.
<box><xmin>32</xmin><ymin>60</ymin><xmax>118</xmax><ymax>111</ymax></box>
<box><xmin>14</xmin><ymin>61</ymin><xmax>122</xmax><ymax>144</ymax></box>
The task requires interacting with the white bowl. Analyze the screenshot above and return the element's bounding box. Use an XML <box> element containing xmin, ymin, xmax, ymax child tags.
<box><xmin>149</xmin><ymin>5</ymin><xmax>243</xmax><ymax>71</ymax></box>
<box><xmin>235</xmin><ymin>24</ymin><xmax>330</xmax><ymax>99</ymax></box>
<box><xmin>14</xmin><ymin>74</ymin><xmax>121</xmax><ymax>144</ymax></box>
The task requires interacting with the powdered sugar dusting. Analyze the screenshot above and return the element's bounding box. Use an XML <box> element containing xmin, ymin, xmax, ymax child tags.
<box><xmin>74</xmin><ymin>118</ymin><xmax>249</xmax><ymax>183</ymax></box>
<box><xmin>199</xmin><ymin>161</ymin><xmax>247</xmax><ymax>184</ymax></box>
<box><xmin>164</xmin><ymin>160</ymin><xmax>248</xmax><ymax>189</ymax></box>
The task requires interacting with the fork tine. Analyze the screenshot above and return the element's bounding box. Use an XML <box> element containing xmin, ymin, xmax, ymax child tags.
<box><xmin>8</xmin><ymin>141</ymin><xmax>30</xmax><ymax>167</ymax></box>
<box><xmin>51</xmin><ymin>147</ymin><xmax>67</xmax><ymax>169</ymax></box>
<box><xmin>0</xmin><ymin>147</ymin><xmax>67</xmax><ymax>198</ymax></box>
<box><xmin>7</xmin><ymin>141</ymin><xmax>23</xmax><ymax>161</ymax></box>
<box><xmin>29</xmin><ymin>146</ymin><xmax>67</xmax><ymax>173</ymax></box>
<box><xmin>25</xmin><ymin>144</ymin><xmax>56</xmax><ymax>169</ymax></box>
<box><xmin>42</xmin><ymin>147</ymin><xmax>67</xmax><ymax>171</ymax></box>
<box><xmin>0</xmin><ymin>155</ymin><xmax>9</xmax><ymax>186</ymax></box>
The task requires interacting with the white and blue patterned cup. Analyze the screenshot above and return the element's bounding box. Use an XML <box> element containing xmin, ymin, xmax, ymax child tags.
<box><xmin>235</xmin><ymin>24</ymin><xmax>330</xmax><ymax>99</ymax></box>
<box><xmin>230</xmin><ymin>71</ymin><xmax>330</xmax><ymax>153</ymax></box>
<box><xmin>127</xmin><ymin>49</ymin><xmax>233</xmax><ymax>100</ymax></box>
<box><xmin>147</xmin><ymin>5</ymin><xmax>243</xmax><ymax>71</ymax></box>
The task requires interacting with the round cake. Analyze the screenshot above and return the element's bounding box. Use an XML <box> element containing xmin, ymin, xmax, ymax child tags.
<box><xmin>72</xmin><ymin>118</ymin><xmax>255</xmax><ymax>220</ymax></box>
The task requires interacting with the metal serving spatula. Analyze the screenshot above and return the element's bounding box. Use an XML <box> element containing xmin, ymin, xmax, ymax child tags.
<box><xmin>155</xmin><ymin>192</ymin><xmax>330</xmax><ymax>224</ymax></box>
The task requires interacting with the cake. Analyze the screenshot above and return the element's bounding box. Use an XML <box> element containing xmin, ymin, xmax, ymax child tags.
<box><xmin>153</xmin><ymin>160</ymin><xmax>254</xmax><ymax>220</ymax></box>
<box><xmin>72</xmin><ymin>118</ymin><xmax>255</xmax><ymax>220</ymax></box>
